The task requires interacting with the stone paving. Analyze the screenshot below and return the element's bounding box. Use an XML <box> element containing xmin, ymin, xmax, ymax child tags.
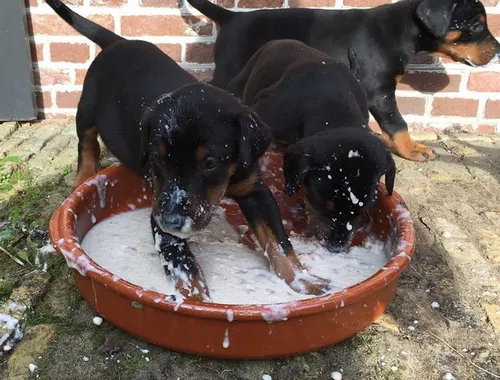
<box><xmin>1</xmin><ymin>121</ymin><xmax>500</xmax><ymax>379</ymax></box>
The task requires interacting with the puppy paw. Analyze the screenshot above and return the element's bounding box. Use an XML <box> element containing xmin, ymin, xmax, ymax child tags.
<box><xmin>399</xmin><ymin>142</ymin><xmax>436</xmax><ymax>162</ymax></box>
<box><xmin>175</xmin><ymin>276</ymin><xmax>211</xmax><ymax>302</ymax></box>
<box><xmin>268</xmin><ymin>249</ymin><xmax>330</xmax><ymax>296</ymax></box>
<box><xmin>384</xmin><ymin>131</ymin><xmax>437</xmax><ymax>162</ymax></box>
<box><xmin>289</xmin><ymin>271</ymin><xmax>331</xmax><ymax>296</ymax></box>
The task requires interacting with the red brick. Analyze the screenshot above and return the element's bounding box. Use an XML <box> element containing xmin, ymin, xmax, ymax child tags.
<box><xmin>289</xmin><ymin>0</ymin><xmax>334</xmax><ymax>7</ymax></box>
<box><xmin>121</xmin><ymin>16</ymin><xmax>212</xmax><ymax>36</ymax></box>
<box><xmin>187</xmin><ymin>69</ymin><xmax>214</xmax><ymax>82</ymax></box>
<box><xmin>56</xmin><ymin>91</ymin><xmax>82</xmax><ymax>109</ymax></box>
<box><xmin>33</xmin><ymin>68</ymin><xmax>72</xmax><ymax>86</ymax></box>
<box><xmin>431</xmin><ymin>98</ymin><xmax>478</xmax><ymax>117</ymax></box>
<box><xmin>186</xmin><ymin>43</ymin><xmax>214</xmax><ymax>64</ymax></box>
<box><xmin>50</xmin><ymin>43</ymin><xmax>90</xmax><ymax>63</ymax></box>
<box><xmin>483</xmin><ymin>0</ymin><xmax>499</xmax><ymax>6</ymax></box>
<box><xmin>30</xmin><ymin>42</ymin><xmax>44</xmax><ymax>63</ymax></box>
<box><xmin>36</xmin><ymin>91</ymin><xmax>53</xmax><ymax>109</ymax></box>
<box><xmin>477</xmin><ymin>124</ymin><xmax>496</xmax><ymax>134</ymax></box>
<box><xmin>139</xmin><ymin>0</ymin><xmax>181</xmax><ymax>6</ymax></box>
<box><xmin>75</xmin><ymin>69</ymin><xmax>88</xmax><ymax>85</ymax></box>
<box><xmin>487</xmin><ymin>14</ymin><xmax>500</xmax><ymax>37</ymax></box>
<box><xmin>90</xmin><ymin>0</ymin><xmax>127</xmax><ymax>6</ymax></box>
<box><xmin>30</xmin><ymin>14</ymin><xmax>114</xmax><ymax>36</ymax></box>
<box><xmin>485</xmin><ymin>100</ymin><xmax>500</xmax><ymax>119</ymax></box>
<box><xmin>238</xmin><ymin>0</ymin><xmax>283</xmax><ymax>8</ymax></box>
<box><xmin>396</xmin><ymin>97</ymin><xmax>426</xmax><ymax>115</ymax></box>
<box><xmin>468</xmin><ymin>72</ymin><xmax>500</xmax><ymax>92</ymax></box>
<box><xmin>157</xmin><ymin>44</ymin><xmax>182</xmax><ymax>62</ymax></box>
<box><xmin>344</xmin><ymin>0</ymin><xmax>390</xmax><ymax>6</ymax></box>
<box><xmin>398</xmin><ymin>72</ymin><xmax>461</xmax><ymax>93</ymax></box>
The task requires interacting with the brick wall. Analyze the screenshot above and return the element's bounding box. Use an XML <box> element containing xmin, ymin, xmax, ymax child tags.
<box><xmin>26</xmin><ymin>0</ymin><xmax>500</xmax><ymax>133</ymax></box>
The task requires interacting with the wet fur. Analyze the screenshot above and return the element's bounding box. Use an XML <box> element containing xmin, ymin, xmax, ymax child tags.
<box><xmin>228</xmin><ymin>40</ymin><xmax>396</xmax><ymax>252</ymax></box>
<box><xmin>46</xmin><ymin>0</ymin><xmax>319</xmax><ymax>300</ymax></box>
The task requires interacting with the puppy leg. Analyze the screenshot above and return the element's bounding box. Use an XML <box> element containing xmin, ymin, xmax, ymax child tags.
<box><xmin>74</xmin><ymin>119</ymin><xmax>100</xmax><ymax>190</ymax></box>
<box><xmin>227</xmin><ymin>172</ymin><xmax>330</xmax><ymax>295</ymax></box>
<box><xmin>151</xmin><ymin>216</ymin><xmax>211</xmax><ymax>302</ymax></box>
<box><xmin>369</xmin><ymin>85</ymin><xmax>436</xmax><ymax>162</ymax></box>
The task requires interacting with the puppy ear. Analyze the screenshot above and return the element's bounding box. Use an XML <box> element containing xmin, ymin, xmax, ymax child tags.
<box><xmin>416</xmin><ymin>0</ymin><xmax>455</xmax><ymax>39</ymax></box>
<box><xmin>283</xmin><ymin>146</ymin><xmax>312</xmax><ymax>196</ymax></box>
<box><xmin>384</xmin><ymin>150</ymin><xmax>396</xmax><ymax>196</ymax></box>
<box><xmin>139</xmin><ymin>110</ymin><xmax>152</xmax><ymax>169</ymax></box>
<box><xmin>237</xmin><ymin>109</ymin><xmax>272</xmax><ymax>173</ymax></box>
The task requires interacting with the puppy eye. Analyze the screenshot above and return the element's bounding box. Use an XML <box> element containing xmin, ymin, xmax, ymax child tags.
<box><xmin>152</xmin><ymin>152</ymin><xmax>161</xmax><ymax>163</ymax></box>
<box><xmin>470</xmin><ymin>22</ymin><xmax>484</xmax><ymax>34</ymax></box>
<box><xmin>203</xmin><ymin>157</ymin><xmax>219</xmax><ymax>171</ymax></box>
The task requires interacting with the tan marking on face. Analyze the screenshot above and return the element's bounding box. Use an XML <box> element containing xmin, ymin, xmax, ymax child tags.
<box><xmin>226</xmin><ymin>171</ymin><xmax>258</xmax><ymax>198</ymax></box>
<box><xmin>158</xmin><ymin>142</ymin><xmax>167</xmax><ymax>156</ymax></box>
<box><xmin>74</xmin><ymin>126</ymin><xmax>100</xmax><ymax>190</ymax></box>
<box><xmin>435</xmin><ymin>32</ymin><xmax>498</xmax><ymax>66</ymax></box>
<box><xmin>395</xmin><ymin>75</ymin><xmax>403</xmax><ymax>84</ymax></box>
<box><xmin>195</xmin><ymin>145</ymin><xmax>209</xmax><ymax>162</ymax></box>
<box><xmin>445</xmin><ymin>30</ymin><xmax>462</xmax><ymax>42</ymax></box>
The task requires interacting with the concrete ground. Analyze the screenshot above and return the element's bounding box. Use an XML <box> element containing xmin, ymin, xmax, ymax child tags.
<box><xmin>1</xmin><ymin>121</ymin><xmax>500</xmax><ymax>380</ymax></box>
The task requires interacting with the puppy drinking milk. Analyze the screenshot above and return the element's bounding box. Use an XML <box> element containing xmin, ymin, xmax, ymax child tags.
<box><xmin>45</xmin><ymin>1</ymin><xmax>329</xmax><ymax>299</ymax></box>
<box><xmin>228</xmin><ymin>40</ymin><xmax>396</xmax><ymax>252</ymax></box>
<box><xmin>187</xmin><ymin>0</ymin><xmax>500</xmax><ymax>162</ymax></box>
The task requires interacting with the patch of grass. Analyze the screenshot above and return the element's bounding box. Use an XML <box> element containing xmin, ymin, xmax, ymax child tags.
<box><xmin>0</xmin><ymin>157</ymin><xmax>70</xmax><ymax>303</ymax></box>
<box><xmin>0</xmin><ymin>165</ymin><xmax>65</xmax><ymax>267</ymax></box>
<box><xmin>0</xmin><ymin>156</ymin><xmax>24</xmax><ymax>191</ymax></box>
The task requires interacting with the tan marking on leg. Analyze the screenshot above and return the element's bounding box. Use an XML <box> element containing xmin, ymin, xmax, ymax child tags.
<box><xmin>195</xmin><ymin>145</ymin><xmax>209</xmax><ymax>162</ymax></box>
<box><xmin>74</xmin><ymin>127</ymin><xmax>100</xmax><ymax>189</ymax></box>
<box><xmin>382</xmin><ymin>130</ymin><xmax>436</xmax><ymax>162</ymax></box>
<box><xmin>252</xmin><ymin>222</ymin><xmax>329</xmax><ymax>295</ymax></box>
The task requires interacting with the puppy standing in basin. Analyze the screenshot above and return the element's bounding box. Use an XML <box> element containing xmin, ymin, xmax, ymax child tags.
<box><xmin>45</xmin><ymin>1</ymin><xmax>329</xmax><ymax>300</ymax></box>
<box><xmin>228</xmin><ymin>40</ymin><xmax>396</xmax><ymax>252</ymax></box>
<box><xmin>188</xmin><ymin>0</ymin><xmax>500</xmax><ymax>162</ymax></box>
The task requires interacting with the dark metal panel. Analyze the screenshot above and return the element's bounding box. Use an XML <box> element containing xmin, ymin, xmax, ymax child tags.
<box><xmin>0</xmin><ymin>0</ymin><xmax>37</xmax><ymax>122</ymax></box>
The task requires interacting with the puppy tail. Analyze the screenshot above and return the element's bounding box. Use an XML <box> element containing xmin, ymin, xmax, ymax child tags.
<box><xmin>45</xmin><ymin>0</ymin><xmax>123</xmax><ymax>49</ymax></box>
<box><xmin>186</xmin><ymin>0</ymin><xmax>234</xmax><ymax>25</ymax></box>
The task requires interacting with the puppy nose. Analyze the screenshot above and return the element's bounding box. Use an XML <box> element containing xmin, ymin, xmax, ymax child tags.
<box><xmin>161</xmin><ymin>214</ymin><xmax>186</xmax><ymax>230</ymax></box>
<box><xmin>325</xmin><ymin>240</ymin><xmax>347</xmax><ymax>253</ymax></box>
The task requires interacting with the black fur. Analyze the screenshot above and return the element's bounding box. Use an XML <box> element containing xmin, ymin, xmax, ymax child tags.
<box><xmin>188</xmin><ymin>0</ymin><xmax>500</xmax><ymax>162</ymax></box>
<box><xmin>228</xmin><ymin>40</ymin><xmax>396</xmax><ymax>252</ymax></box>
<box><xmin>46</xmin><ymin>0</ymin><xmax>298</xmax><ymax>300</ymax></box>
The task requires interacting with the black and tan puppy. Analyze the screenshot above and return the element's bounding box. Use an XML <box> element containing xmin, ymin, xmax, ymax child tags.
<box><xmin>46</xmin><ymin>1</ymin><xmax>329</xmax><ymax>300</ymax></box>
<box><xmin>187</xmin><ymin>0</ymin><xmax>500</xmax><ymax>162</ymax></box>
<box><xmin>228</xmin><ymin>40</ymin><xmax>396</xmax><ymax>252</ymax></box>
